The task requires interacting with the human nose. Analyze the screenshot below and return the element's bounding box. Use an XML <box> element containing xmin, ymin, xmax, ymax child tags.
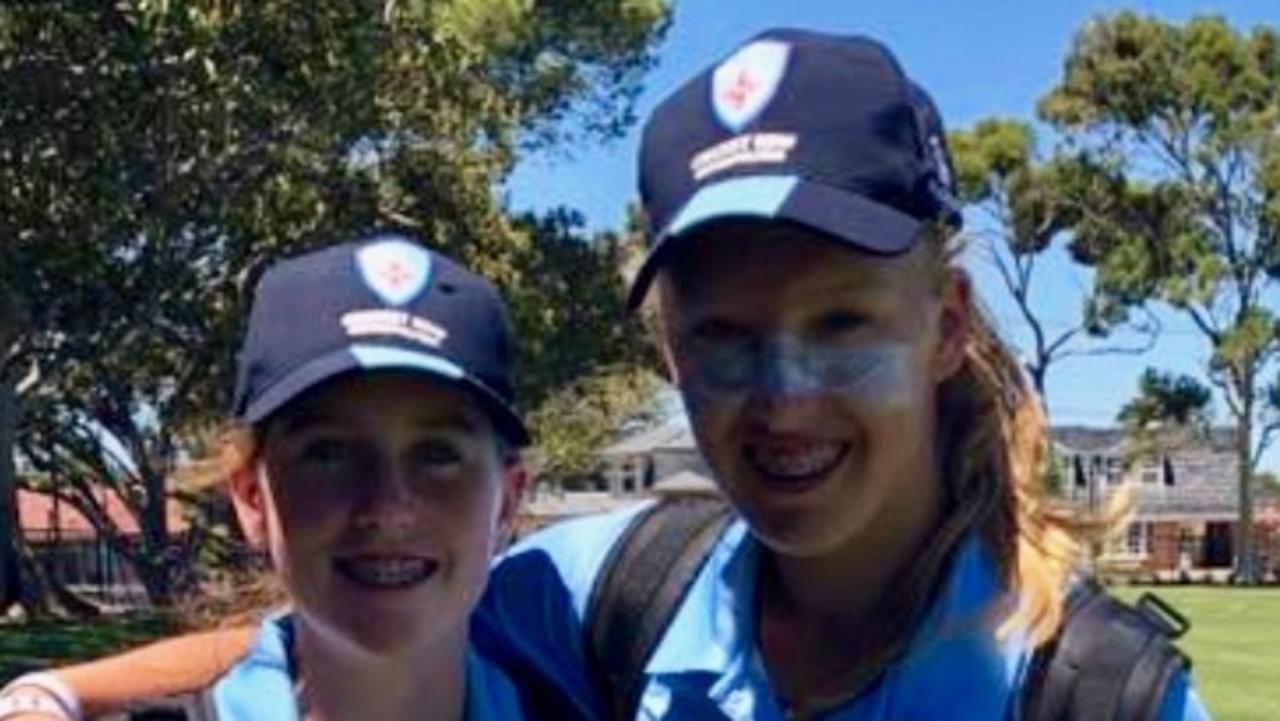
<box><xmin>351</xmin><ymin>461</ymin><xmax>417</xmax><ymax>533</ymax></box>
<box><xmin>743</xmin><ymin>344</ymin><xmax>826</xmax><ymax>425</ymax></box>
<box><xmin>751</xmin><ymin>339</ymin><xmax>821</xmax><ymax>400</ymax></box>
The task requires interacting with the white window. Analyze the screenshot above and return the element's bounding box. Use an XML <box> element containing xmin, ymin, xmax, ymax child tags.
<box><xmin>1140</xmin><ymin>459</ymin><xmax>1162</xmax><ymax>485</ymax></box>
<box><xmin>1105</xmin><ymin>456</ymin><xmax>1124</xmax><ymax>485</ymax></box>
<box><xmin>1125</xmin><ymin>522</ymin><xmax>1152</xmax><ymax>555</ymax></box>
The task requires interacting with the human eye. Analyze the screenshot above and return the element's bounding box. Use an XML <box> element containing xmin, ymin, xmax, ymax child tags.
<box><xmin>296</xmin><ymin>436</ymin><xmax>360</xmax><ymax>471</ymax></box>
<box><xmin>812</xmin><ymin>310</ymin><xmax>871</xmax><ymax>341</ymax></box>
<box><xmin>683</xmin><ymin>318</ymin><xmax>756</xmax><ymax>352</ymax></box>
<box><xmin>411</xmin><ymin>438</ymin><xmax>466</xmax><ymax>471</ymax></box>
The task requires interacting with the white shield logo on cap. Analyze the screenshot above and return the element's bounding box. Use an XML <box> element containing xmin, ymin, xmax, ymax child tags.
<box><xmin>356</xmin><ymin>238</ymin><xmax>432</xmax><ymax>307</ymax></box>
<box><xmin>712</xmin><ymin>40</ymin><xmax>791</xmax><ymax>132</ymax></box>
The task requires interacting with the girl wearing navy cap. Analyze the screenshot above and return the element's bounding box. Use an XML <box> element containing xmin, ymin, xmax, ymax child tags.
<box><xmin>0</xmin><ymin>235</ymin><xmax>543</xmax><ymax>721</ymax></box>
<box><xmin>6</xmin><ymin>29</ymin><xmax>1213</xmax><ymax>721</ymax></box>
<box><xmin>498</xmin><ymin>27</ymin><xmax>1214</xmax><ymax>721</ymax></box>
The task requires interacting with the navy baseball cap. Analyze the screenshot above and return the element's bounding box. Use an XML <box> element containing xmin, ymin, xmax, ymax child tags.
<box><xmin>628</xmin><ymin>28</ymin><xmax>962</xmax><ymax>308</ymax></box>
<box><xmin>232</xmin><ymin>232</ymin><xmax>529</xmax><ymax>445</ymax></box>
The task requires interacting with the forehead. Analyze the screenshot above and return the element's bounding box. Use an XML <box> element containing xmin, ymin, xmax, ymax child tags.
<box><xmin>268</xmin><ymin>371</ymin><xmax>493</xmax><ymax>435</ymax></box>
<box><xmin>660</xmin><ymin>220</ymin><xmax>926</xmax><ymax>308</ymax></box>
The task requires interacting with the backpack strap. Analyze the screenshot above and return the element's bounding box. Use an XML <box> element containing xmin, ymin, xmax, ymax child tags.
<box><xmin>585</xmin><ymin>495</ymin><xmax>734</xmax><ymax>719</ymax></box>
<box><xmin>1023</xmin><ymin>582</ymin><xmax>1191</xmax><ymax>721</ymax></box>
<box><xmin>122</xmin><ymin>688</ymin><xmax>219</xmax><ymax>720</ymax></box>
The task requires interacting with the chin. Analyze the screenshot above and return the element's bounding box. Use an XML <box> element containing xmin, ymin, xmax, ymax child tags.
<box><xmin>748</xmin><ymin>510</ymin><xmax>865</xmax><ymax>559</ymax></box>
<box><xmin>728</xmin><ymin>476</ymin><xmax>879</xmax><ymax>560</ymax></box>
<box><xmin>300</xmin><ymin>585</ymin><xmax>469</xmax><ymax>658</ymax></box>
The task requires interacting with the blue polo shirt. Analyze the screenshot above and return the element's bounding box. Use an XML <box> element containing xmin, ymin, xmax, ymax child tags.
<box><xmin>489</xmin><ymin>501</ymin><xmax>1214</xmax><ymax>721</ymax></box>
<box><xmin>211</xmin><ymin>614</ymin><xmax>526</xmax><ymax>721</ymax></box>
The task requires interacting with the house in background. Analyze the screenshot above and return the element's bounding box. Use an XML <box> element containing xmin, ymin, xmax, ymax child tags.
<box><xmin>16</xmin><ymin>464</ymin><xmax>191</xmax><ymax>605</ymax></box>
<box><xmin>1052</xmin><ymin>426</ymin><xmax>1280</xmax><ymax>580</ymax></box>
<box><xmin>514</xmin><ymin>414</ymin><xmax>716</xmax><ymax>537</ymax></box>
<box><xmin>598</xmin><ymin>412</ymin><xmax>706</xmax><ymax>495</ymax></box>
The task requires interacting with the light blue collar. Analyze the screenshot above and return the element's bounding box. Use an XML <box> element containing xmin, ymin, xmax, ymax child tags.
<box><xmin>213</xmin><ymin>614</ymin><xmax>526</xmax><ymax>721</ymax></box>
<box><xmin>213</xmin><ymin>613</ymin><xmax>298</xmax><ymax>721</ymax></box>
<box><xmin>640</xmin><ymin>529</ymin><xmax>1033</xmax><ymax>720</ymax></box>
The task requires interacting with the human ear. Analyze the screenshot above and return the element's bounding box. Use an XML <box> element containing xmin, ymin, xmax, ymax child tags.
<box><xmin>499</xmin><ymin>461</ymin><xmax>528</xmax><ymax>529</ymax></box>
<box><xmin>228</xmin><ymin>463</ymin><xmax>269</xmax><ymax>549</ymax></box>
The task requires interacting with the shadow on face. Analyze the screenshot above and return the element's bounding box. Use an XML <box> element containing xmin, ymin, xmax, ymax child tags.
<box><xmin>230</xmin><ymin>371</ymin><xmax>525</xmax><ymax>656</ymax></box>
<box><xmin>652</xmin><ymin>220</ymin><xmax>969</xmax><ymax>558</ymax></box>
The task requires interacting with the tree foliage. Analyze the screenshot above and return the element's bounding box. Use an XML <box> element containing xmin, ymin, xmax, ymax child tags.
<box><xmin>1117</xmin><ymin>367</ymin><xmax>1213</xmax><ymax>431</ymax></box>
<box><xmin>1039</xmin><ymin>12</ymin><xmax>1280</xmax><ymax>582</ymax></box>
<box><xmin>0</xmin><ymin>0</ymin><xmax>669</xmax><ymax>607</ymax></box>
<box><xmin>950</xmin><ymin>118</ymin><xmax>1158</xmax><ymax>402</ymax></box>
<box><xmin>508</xmin><ymin>207</ymin><xmax>663</xmax><ymax>483</ymax></box>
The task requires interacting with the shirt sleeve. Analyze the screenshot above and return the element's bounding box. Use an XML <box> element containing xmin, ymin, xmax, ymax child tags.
<box><xmin>469</xmin><ymin>502</ymin><xmax>653</xmax><ymax>721</ymax></box>
<box><xmin>1155</xmin><ymin>670</ymin><xmax>1214</xmax><ymax>721</ymax></box>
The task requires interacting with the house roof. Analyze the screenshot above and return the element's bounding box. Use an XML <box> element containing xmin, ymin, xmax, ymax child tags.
<box><xmin>1052</xmin><ymin>426</ymin><xmax>1242</xmax><ymax>520</ymax></box>
<box><xmin>17</xmin><ymin>489</ymin><xmax>190</xmax><ymax>539</ymax></box>
<box><xmin>602</xmin><ymin>413</ymin><xmax>695</xmax><ymax>456</ymax></box>
<box><xmin>1052</xmin><ymin>425</ymin><xmax>1236</xmax><ymax>456</ymax></box>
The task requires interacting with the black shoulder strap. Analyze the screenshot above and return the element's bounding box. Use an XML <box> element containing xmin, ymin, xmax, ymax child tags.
<box><xmin>1023</xmin><ymin>582</ymin><xmax>1192</xmax><ymax>721</ymax></box>
<box><xmin>124</xmin><ymin>687</ymin><xmax>219</xmax><ymax>720</ymax></box>
<box><xmin>585</xmin><ymin>495</ymin><xmax>734</xmax><ymax>720</ymax></box>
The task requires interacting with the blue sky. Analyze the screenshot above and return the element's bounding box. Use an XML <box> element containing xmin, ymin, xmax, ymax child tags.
<box><xmin>504</xmin><ymin>1</ymin><xmax>1279</xmax><ymax>468</ymax></box>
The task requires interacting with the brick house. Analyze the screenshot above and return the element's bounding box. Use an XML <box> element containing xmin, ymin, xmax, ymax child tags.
<box><xmin>15</xmin><ymin>469</ymin><xmax>190</xmax><ymax>603</ymax></box>
<box><xmin>1052</xmin><ymin>426</ymin><xmax>1280</xmax><ymax>579</ymax></box>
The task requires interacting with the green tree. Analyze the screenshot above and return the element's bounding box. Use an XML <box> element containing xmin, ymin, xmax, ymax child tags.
<box><xmin>0</xmin><ymin>0</ymin><xmax>668</xmax><ymax>607</ymax></box>
<box><xmin>1040</xmin><ymin>12</ymin><xmax>1280</xmax><ymax>583</ymax></box>
<box><xmin>950</xmin><ymin>118</ymin><xmax>1158</xmax><ymax>406</ymax></box>
<box><xmin>1253</xmin><ymin>470</ymin><xmax>1280</xmax><ymax>496</ymax></box>
<box><xmin>510</xmin><ymin>208</ymin><xmax>662</xmax><ymax>485</ymax></box>
<box><xmin>1118</xmin><ymin>368</ymin><xmax>1214</xmax><ymax>432</ymax></box>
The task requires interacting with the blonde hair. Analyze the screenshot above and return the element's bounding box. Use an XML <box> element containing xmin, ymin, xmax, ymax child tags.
<box><xmin>925</xmin><ymin>229</ymin><xmax>1101</xmax><ymax>646</ymax></box>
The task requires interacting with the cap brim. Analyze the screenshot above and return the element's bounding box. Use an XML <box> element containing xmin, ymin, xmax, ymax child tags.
<box><xmin>626</xmin><ymin>174</ymin><xmax>926</xmax><ymax>310</ymax></box>
<box><xmin>242</xmin><ymin>343</ymin><xmax>530</xmax><ymax>446</ymax></box>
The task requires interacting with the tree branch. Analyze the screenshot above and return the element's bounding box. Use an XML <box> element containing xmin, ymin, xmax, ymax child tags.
<box><xmin>983</xmin><ymin>234</ymin><xmax>1025</xmax><ymax>308</ymax></box>
<box><xmin>1044</xmin><ymin>327</ymin><xmax>1081</xmax><ymax>361</ymax></box>
<box><xmin>1209</xmin><ymin>370</ymin><xmax>1243</xmax><ymax>419</ymax></box>
<box><xmin>1186</xmin><ymin>303</ymin><xmax>1222</xmax><ymax>345</ymax></box>
<box><xmin>1253</xmin><ymin>419</ymin><xmax>1279</xmax><ymax>470</ymax></box>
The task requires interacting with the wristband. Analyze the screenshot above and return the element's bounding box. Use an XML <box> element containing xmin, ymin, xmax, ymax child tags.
<box><xmin>0</xmin><ymin>673</ymin><xmax>81</xmax><ymax>721</ymax></box>
<box><xmin>0</xmin><ymin>693</ymin><xmax>70</xmax><ymax>720</ymax></box>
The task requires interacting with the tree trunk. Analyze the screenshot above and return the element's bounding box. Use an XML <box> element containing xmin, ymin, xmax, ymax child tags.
<box><xmin>1026</xmin><ymin>361</ymin><xmax>1047</xmax><ymax>402</ymax></box>
<box><xmin>1236</xmin><ymin>387</ymin><xmax>1257</xmax><ymax>585</ymax></box>
<box><xmin>0</xmin><ymin>381</ymin><xmax>23</xmax><ymax>610</ymax></box>
<box><xmin>135</xmin><ymin>558</ymin><xmax>175</xmax><ymax>606</ymax></box>
<box><xmin>138</xmin><ymin>467</ymin><xmax>176</xmax><ymax>606</ymax></box>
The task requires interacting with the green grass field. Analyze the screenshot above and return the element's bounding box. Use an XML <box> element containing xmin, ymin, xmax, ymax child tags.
<box><xmin>1114</xmin><ymin>586</ymin><xmax>1280</xmax><ymax>721</ymax></box>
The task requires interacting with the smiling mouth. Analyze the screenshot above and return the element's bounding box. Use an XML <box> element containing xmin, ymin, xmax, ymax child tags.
<box><xmin>744</xmin><ymin>439</ymin><xmax>849</xmax><ymax>487</ymax></box>
<box><xmin>333</xmin><ymin>556</ymin><xmax>438</xmax><ymax>590</ymax></box>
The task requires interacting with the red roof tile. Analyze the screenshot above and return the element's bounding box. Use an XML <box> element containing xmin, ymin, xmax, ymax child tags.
<box><xmin>17</xmin><ymin>489</ymin><xmax>190</xmax><ymax>539</ymax></box>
